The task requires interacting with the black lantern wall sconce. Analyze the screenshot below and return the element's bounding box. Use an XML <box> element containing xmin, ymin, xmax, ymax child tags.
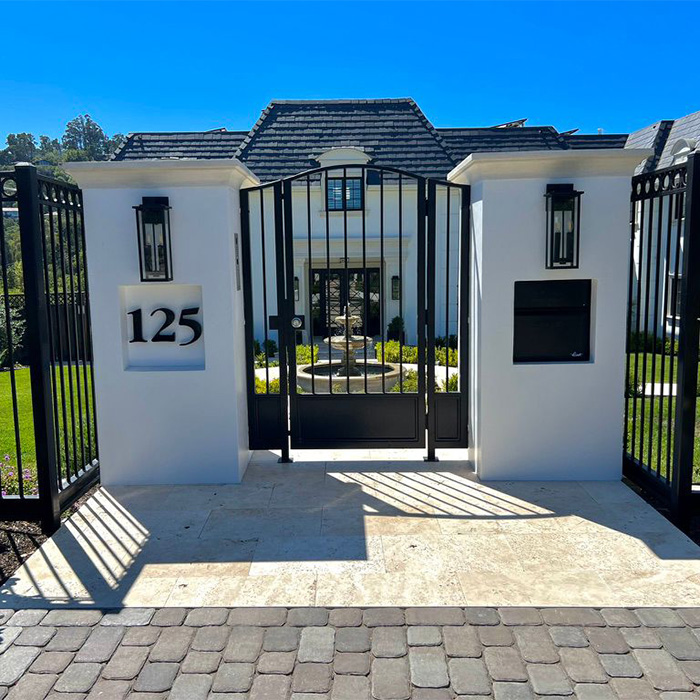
<box><xmin>391</xmin><ymin>275</ymin><xmax>400</xmax><ymax>301</ymax></box>
<box><xmin>133</xmin><ymin>196</ymin><xmax>173</xmax><ymax>282</ymax></box>
<box><xmin>544</xmin><ymin>184</ymin><xmax>583</xmax><ymax>269</ymax></box>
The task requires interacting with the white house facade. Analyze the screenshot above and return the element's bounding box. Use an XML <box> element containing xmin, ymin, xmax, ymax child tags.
<box><xmin>65</xmin><ymin>99</ymin><xmax>649</xmax><ymax>486</ymax></box>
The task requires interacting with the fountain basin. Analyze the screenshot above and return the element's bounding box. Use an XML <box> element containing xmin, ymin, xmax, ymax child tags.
<box><xmin>296</xmin><ymin>361</ymin><xmax>404</xmax><ymax>394</ymax></box>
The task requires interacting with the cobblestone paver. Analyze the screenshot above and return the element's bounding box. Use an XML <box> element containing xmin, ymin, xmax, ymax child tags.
<box><xmin>1</xmin><ymin>608</ymin><xmax>700</xmax><ymax>697</ymax></box>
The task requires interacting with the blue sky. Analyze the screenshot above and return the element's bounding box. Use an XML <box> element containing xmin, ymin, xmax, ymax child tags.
<box><xmin>2</xmin><ymin>1</ymin><xmax>699</xmax><ymax>140</ymax></box>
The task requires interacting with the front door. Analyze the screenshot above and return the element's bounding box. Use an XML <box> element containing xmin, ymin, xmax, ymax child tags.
<box><xmin>311</xmin><ymin>268</ymin><xmax>381</xmax><ymax>338</ymax></box>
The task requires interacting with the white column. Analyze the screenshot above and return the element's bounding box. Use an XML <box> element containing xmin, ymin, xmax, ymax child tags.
<box><xmin>450</xmin><ymin>149</ymin><xmax>652</xmax><ymax>480</ymax></box>
<box><xmin>65</xmin><ymin>160</ymin><xmax>259</xmax><ymax>485</ymax></box>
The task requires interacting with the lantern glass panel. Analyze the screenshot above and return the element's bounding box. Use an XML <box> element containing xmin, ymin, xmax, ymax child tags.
<box><xmin>545</xmin><ymin>185</ymin><xmax>582</xmax><ymax>270</ymax></box>
<box><xmin>135</xmin><ymin>197</ymin><xmax>172</xmax><ymax>282</ymax></box>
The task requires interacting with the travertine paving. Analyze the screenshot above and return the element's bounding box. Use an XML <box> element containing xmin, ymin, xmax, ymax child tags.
<box><xmin>1</xmin><ymin>449</ymin><xmax>700</xmax><ymax>608</ymax></box>
<box><xmin>1</xmin><ymin>606</ymin><xmax>700</xmax><ymax>698</ymax></box>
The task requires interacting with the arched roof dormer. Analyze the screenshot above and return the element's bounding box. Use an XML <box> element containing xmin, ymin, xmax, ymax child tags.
<box><xmin>670</xmin><ymin>138</ymin><xmax>697</xmax><ymax>165</ymax></box>
<box><xmin>314</xmin><ymin>147</ymin><xmax>372</xmax><ymax>168</ymax></box>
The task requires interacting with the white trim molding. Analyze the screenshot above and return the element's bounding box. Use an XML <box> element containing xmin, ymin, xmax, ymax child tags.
<box><xmin>448</xmin><ymin>148</ymin><xmax>654</xmax><ymax>184</ymax></box>
<box><xmin>65</xmin><ymin>158</ymin><xmax>260</xmax><ymax>189</ymax></box>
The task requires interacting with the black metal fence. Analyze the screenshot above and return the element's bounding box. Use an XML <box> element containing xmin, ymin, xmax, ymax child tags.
<box><xmin>624</xmin><ymin>155</ymin><xmax>700</xmax><ymax>528</ymax></box>
<box><xmin>0</xmin><ymin>164</ymin><xmax>99</xmax><ymax>531</ymax></box>
<box><xmin>0</xmin><ymin>293</ymin><xmax>92</xmax><ymax>366</ymax></box>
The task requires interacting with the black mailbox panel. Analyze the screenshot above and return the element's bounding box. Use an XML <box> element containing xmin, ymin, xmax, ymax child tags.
<box><xmin>513</xmin><ymin>280</ymin><xmax>591</xmax><ymax>363</ymax></box>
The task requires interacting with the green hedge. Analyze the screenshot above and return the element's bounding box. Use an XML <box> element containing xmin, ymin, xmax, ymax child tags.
<box><xmin>375</xmin><ymin>341</ymin><xmax>458</xmax><ymax>368</ymax></box>
<box><xmin>628</xmin><ymin>331</ymin><xmax>679</xmax><ymax>355</ymax></box>
<box><xmin>255</xmin><ymin>376</ymin><xmax>280</xmax><ymax>394</ymax></box>
<box><xmin>295</xmin><ymin>344</ymin><xmax>319</xmax><ymax>365</ymax></box>
<box><xmin>254</xmin><ymin>344</ymin><xmax>319</xmax><ymax>369</ymax></box>
<box><xmin>0</xmin><ymin>302</ymin><xmax>28</xmax><ymax>368</ymax></box>
<box><xmin>389</xmin><ymin>369</ymin><xmax>458</xmax><ymax>393</ymax></box>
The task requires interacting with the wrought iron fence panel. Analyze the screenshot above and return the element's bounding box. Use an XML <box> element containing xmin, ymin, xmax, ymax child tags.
<box><xmin>0</xmin><ymin>165</ymin><xmax>98</xmax><ymax>530</ymax></box>
<box><xmin>625</xmin><ymin>157</ymin><xmax>700</xmax><ymax>527</ymax></box>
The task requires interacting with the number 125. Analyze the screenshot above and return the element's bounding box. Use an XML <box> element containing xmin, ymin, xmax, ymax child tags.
<box><xmin>128</xmin><ymin>307</ymin><xmax>202</xmax><ymax>346</ymax></box>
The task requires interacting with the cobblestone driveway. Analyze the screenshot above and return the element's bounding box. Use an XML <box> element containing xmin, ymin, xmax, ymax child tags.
<box><xmin>1</xmin><ymin>607</ymin><xmax>700</xmax><ymax>698</ymax></box>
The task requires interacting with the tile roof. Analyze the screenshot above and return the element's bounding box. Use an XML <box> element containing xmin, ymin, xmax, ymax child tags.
<box><xmin>111</xmin><ymin>130</ymin><xmax>248</xmax><ymax>161</ymax></box>
<box><xmin>234</xmin><ymin>99</ymin><xmax>455</xmax><ymax>181</ymax></box>
<box><xmin>437</xmin><ymin>126</ymin><xmax>568</xmax><ymax>162</ymax></box>
<box><xmin>561</xmin><ymin>133</ymin><xmax>629</xmax><ymax>150</ymax></box>
<box><xmin>625</xmin><ymin>111</ymin><xmax>700</xmax><ymax>174</ymax></box>
<box><xmin>111</xmin><ymin>99</ymin><xmax>628</xmax><ymax>181</ymax></box>
<box><xmin>658</xmin><ymin>111</ymin><xmax>700</xmax><ymax>169</ymax></box>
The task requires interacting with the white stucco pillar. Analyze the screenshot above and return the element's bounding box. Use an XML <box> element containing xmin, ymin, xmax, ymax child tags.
<box><xmin>449</xmin><ymin>149</ymin><xmax>652</xmax><ymax>481</ymax></box>
<box><xmin>65</xmin><ymin>159</ymin><xmax>259</xmax><ymax>485</ymax></box>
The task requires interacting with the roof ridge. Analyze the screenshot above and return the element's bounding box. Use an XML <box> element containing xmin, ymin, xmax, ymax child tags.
<box><xmin>642</xmin><ymin>119</ymin><xmax>675</xmax><ymax>173</ymax></box>
<box><xmin>110</xmin><ymin>132</ymin><xmax>135</xmax><ymax>160</ymax></box>
<box><xmin>437</xmin><ymin>126</ymin><xmax>560</xmax><ymax>134</ymax></box>
<box><xmin>116</xmin><ymin>129</ymin><xmax>249</xmax><ymax>136</ymax></box>
<box><xmin>404</xmin><ymin>99</ymin><xmax>458</xmax><ymax>167</ymax></box>
<box><xmin>268</xmin><ymin>98</ymin><xmax>415</xmax><ymax>105</ymax></box>
<box><xmin>234</xmin><ymin>102</ymin><xmax>275</xmax><ymax>160</ymax></box>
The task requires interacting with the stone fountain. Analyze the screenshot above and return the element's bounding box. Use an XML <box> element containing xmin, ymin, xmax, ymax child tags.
<box><xmin>296</xmin><ymin>306</ymin><xmax>403</xmax><ymax>393</ymax></box>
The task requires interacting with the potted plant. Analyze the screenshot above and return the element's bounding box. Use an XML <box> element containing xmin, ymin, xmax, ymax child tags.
<box><xmin>387</xmin><ymin>315</ymin><xmax>405</xmax><ymax>342</ymax></box>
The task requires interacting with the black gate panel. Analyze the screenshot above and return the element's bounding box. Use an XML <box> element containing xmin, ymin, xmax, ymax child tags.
<box><xmin>426</xmin><ymin>180</ymin><xmax>470</xmax><ymax>450</ymax></box>
<box><xmin>292</xmin><ymin>394</ymin><xmax>421</xmax><ymax>448</ymax></box>
<box><xmin>240</xmin><ymin>165</ymin><xmax>470</xmax><ymax>458</ymax></box>
<box><xmin>624</xmin><ymin>156</ymin><xmax>700</xmax><ymax>528</ymax></box>
<box><xmin>0</xmin><ymin>165</ymin><xmax>99</xmax><ymax>531</ymax></box>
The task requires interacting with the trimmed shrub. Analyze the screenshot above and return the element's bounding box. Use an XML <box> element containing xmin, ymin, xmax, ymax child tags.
<box><xmin>263</xmin><ymin>339</ymin><xmax>278</xmax><ymax>357</ymax></box>
<box><xmin>628</xmin><ymin>331</ymin><xmax>678</xmax><ymax>355</ymax></box>
<box><xmin>255</xmin><ymin>376</ymin><xmax>280</xmax><ymax>394</ymax></box>
<box><xmin>375</xmin><ymin>341</ymin><xmax>418</xmax><ymax>364</ymax></box>
<box><xmin>391</xmin><ymin>369</ymin><xmax>419</xmax><ymax>393</ymax></box>
<box><xmin>435</xmin><ymin>346</ymin><xmax>458</xmax><ymax>368</ymax></box>
<box><xmin>255</xmin><ymin>353</ymin><xmax>279</xmax><ymax>369</ymax></box>
<box><xmin>0</xmin><ymin>300</ymin><xmax>28</xmax><ymax>368</ymax></box>
<box><xmin>435</xmin><ymin>334</ymin><xmax>458</xmax><ymax>350</ymax></box>
<box><xmin>387</xmin><ymin>316</ymin><xmax>405</xmax><ymax>342</ymax></box>
<box><xmin>441</xmin><ymin>373</ymin><xmax>459</xmax><ymax>392</ymax></box>
<box><xmin>375</xmin><ymin>341</ymin><xmax>458</xmax><ymax>368</ymax></box>
<box><xmin>295</xmin><ymin>344</ymin><xmax>319</xmax><ymax>365</ymax></box>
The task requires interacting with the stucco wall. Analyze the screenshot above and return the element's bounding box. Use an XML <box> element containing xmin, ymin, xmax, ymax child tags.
<box><xmin>457</xmin><ymin>150</ymin><xmax>650</xmax><ymax>480</ymax></box>
<box><xmin>72</xmin><ymin>162</ymin><xmax>253</xmax><ymax>485</ymax></box>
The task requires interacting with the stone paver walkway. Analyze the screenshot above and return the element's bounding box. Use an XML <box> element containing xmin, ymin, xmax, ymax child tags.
<box><xmin>2</xmin><ymin>450</ymin><xmax>700</xmax><ymax>608</ymax></box>
<box><xmin>1</xmin><ymin>606</ymin><xmax>700</xmax><ymax>698</ymax></box>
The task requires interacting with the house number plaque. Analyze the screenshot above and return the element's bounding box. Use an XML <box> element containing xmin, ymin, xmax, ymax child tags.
<box><xmin>121</xmin><ymin>284</ymin><xmax>205</xmax><ymax>370</ymax></box>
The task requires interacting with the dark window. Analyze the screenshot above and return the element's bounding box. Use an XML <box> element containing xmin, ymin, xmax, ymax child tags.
<box><xmin>327</xmin><ymin>177</ymin><xmax>363</xmax><ymax>211</ymax></box>
<box><xmin>668</xmin><ymin>274</ymin><xmax>682</xmax><ymax>318</ymax></box>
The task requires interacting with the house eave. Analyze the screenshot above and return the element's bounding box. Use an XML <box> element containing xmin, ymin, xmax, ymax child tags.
<box><xmin>64</xmin><ymin>158</ymin><xmax>260</xmax><ymax>189</ymax></box>
<box><xmin>448</xmin><ymin>148</ymin><xmax>655</xmax><ymax>184</ymax></box>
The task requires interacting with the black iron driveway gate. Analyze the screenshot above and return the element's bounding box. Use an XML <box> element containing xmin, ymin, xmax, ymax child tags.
<box><xmin>241</xmin><ymin>165</ymin><xmax>470</xmax><ymax>460</ymax></box>
<box><xmin>0</xmin><ymin>165</ymin><xmax>99</xmax><ymax>531</ymax></box>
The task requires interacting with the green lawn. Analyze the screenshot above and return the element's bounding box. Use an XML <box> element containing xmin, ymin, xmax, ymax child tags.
<box><xmin>627</xmin><ymin>352</ymin><xmax>678</xmax><ymax>385</ymax></box>
<box><xmin>1</xmin><ymin>366</ymin><xmax>96</xmax><ymax>496</ymax></box>
<box><xmin>625</xmin><ymin>351</ymin><xmax>700</xmax><ymax>484</ymax></box>
<box><xmin>625</xmin><ymin>395</ymin><xmax>700</xmax><ymax>485</ymax></box>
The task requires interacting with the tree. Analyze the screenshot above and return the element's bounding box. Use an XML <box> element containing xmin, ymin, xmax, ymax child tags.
<box><xmin>0</xmin><ymin>133</ymin><xmax>38</xmax><ymax>164</ymax></box>
<box><xmin>0</xmin><ymin>115</ymin><xmax>123</xmax><ymax>180</ymax></box>
<box><xmin>62</xmin><ymin>114</ymin><xmax>118</xmax><ymax>161</ymax></box>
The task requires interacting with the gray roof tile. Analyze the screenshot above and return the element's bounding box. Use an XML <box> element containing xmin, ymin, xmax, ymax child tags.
<box><xmin>111</xmin><ymin>99</ymin><xmax>627</xmax><ymax>181</ymax></box>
